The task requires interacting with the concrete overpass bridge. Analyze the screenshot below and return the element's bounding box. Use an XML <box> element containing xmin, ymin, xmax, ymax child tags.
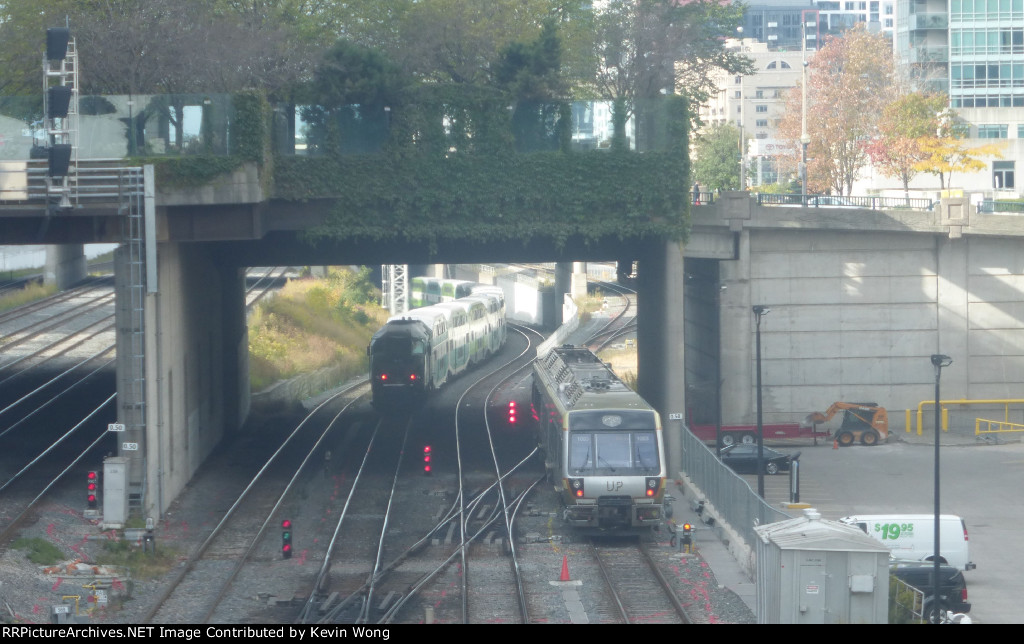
<box><xmin>4</xmin><ymin>152</ymin><xmax>1024</xmax><ymax>521</ymax></box>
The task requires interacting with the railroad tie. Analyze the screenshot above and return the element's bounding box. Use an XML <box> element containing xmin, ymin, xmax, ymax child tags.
<box><xmin>319</xmin><ymin>592</ymin><xmax>338</xmax><ymax>614</ymax></box>
<box><xmin>377</xmin><ymin>591</ymin><xmax>400</xmax><ymax>612</ymax></box>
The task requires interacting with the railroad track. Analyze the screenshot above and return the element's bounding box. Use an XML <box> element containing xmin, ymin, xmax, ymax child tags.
<box><xmin>592</xmin><ymin>538</ymin><xmax>692</xmax><ymax>624</ymax></box>
<box><xmin>141</xmin><ymin>380</ymin><xmax>368</xmax><ymax>623</ymax></box>
<box><xmin>0</xmin><ymin>268</ymin><xmax>290</xmax><ymax>560</ymax></box>
<box><xmin>302</xmin><ymin>324</ymin><xmax>545</xmax><ymax>625</ymax></box>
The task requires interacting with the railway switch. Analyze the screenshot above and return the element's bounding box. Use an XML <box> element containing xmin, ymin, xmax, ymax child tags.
<box><xmin>281</xmin><ymin>519</ymin><xmax>293</xmax><ymax>559</ymax></box>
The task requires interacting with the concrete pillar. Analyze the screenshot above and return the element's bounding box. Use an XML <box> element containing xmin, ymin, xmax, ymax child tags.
<box><xmin>554</xmin><ymin>262</ymin><xmax>572</xmax><ymax>327</ymax></box>
<box><xmin>571</xmin><ymin>262</ymin><xmax>588</xmax><ymax>301</ymax></box>
<box><xmin>935</xmin><ymin>237</ymin><xmax>969</xmax><ymax>400</ymax></box>
<box><xmin>720</xmin><ymin>229</ymin><xmax>755</xmax><ymax>425</ymax></box>
<box><xmin>637</xmin><ymin>241</ymin><xmax>687</xmax><ymax>476</ymax></box>
<box><xmin>44</xmin><ymin>244</ymin><xmax>86</xmax><ymax>288</ymax></box>
<box><xmin>128</xmin><ymin>242</ymin><xmax>236</xmax><ymax>519</ymax></box>
<box><xmin>222</xmin><ymin>266</ymin><xmax>250</xmax><ymax>433</ymax></box>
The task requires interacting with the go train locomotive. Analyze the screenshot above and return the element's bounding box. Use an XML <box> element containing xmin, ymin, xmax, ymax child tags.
<box><xmin>532</xmin><ymin>345</ymin><xmax>667</xmax><ymax>532</ymax></box>
<box><xmin>369</xmin><ymin>280</ymin><xmax>507</xmax><ymax>410</ymax></box>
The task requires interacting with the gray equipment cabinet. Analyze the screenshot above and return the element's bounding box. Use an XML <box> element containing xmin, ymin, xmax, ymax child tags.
<box><xmin>754</xmin><ymin>508</ymin><xmax>891</xmax><ymax>624</ymax></box>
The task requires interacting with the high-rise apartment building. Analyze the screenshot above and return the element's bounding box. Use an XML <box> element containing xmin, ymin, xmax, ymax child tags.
<box><xmin>700</xmin><ymin>0</ymin><xmax>1022</xmax><ymax>195</ymax></box>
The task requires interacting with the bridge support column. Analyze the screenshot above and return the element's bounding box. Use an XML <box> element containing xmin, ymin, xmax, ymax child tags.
<box><xmin>117</xmin><ymin>241</ymin><xmax>246</xmax><ymax>520</ymax></box>
<box><xmin>637</xmin><ymin>241</ymin><xmax>687</xmax><ymax>476</ymax></box>
<box><xmin>571</xmin><ymin>262</ymin><xmax>588</xmax><ymax>302</ymax></box>
<box><xmin>44</xmin><ymin>244</ymin><xmax>86</xmax><ymax>288</ymax></box>
<box><xmin>554</xmin><ymin>262</ymin><xmax>572</xmax><ymax>327</ymax></box>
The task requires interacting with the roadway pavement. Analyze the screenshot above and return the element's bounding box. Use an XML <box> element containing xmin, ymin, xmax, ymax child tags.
<box><xmin>676</xmin><ymin>425</ymin><xmax>1018</xmax><ymax>623</ymax></box>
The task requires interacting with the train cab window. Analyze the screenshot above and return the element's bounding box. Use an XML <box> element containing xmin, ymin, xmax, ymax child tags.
<box><xmin>634</xmin><ymin>433</ymin><xmax>659</xmax><ymax>471</ymax></box>
<box><xmin>594</xmin><ymin>433</ymin><xmax>631</xmax><ymax>472</ymax></box>
<box><xmin>374</xmin><ymin>336</ymin><xmax>410</xmax><ymax>355</ymax></box>
<box><xmin>411</xmin><ymin>340</ymin><xmax>425</xmax><ymax>355</ymax></box>
<box><xmin>569</xmin><ymin>431</ymin><xmax>660</xmax><ymax>474</ymax></box>
<box><xmin>569</xmin><ymin>434</ymin><xmax>593</xmax><ymax>472</ymax></box>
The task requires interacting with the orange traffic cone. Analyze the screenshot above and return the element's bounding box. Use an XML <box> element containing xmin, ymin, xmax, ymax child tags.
<box><xmin>559</xmin><ymin>555</ymin><xmax>571</xmax><ymax>582</ymax></box>
<box><xmin>833</xmin><ymin>438</ymin><xmax>839</xmax><ymax>449</ymax></box>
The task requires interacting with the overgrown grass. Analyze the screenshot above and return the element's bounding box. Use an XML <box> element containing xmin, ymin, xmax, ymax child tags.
<box><xmin>11</xmin><ymin>537</ymin><xmax>65</xmax><ymax>565</ymax></box>
<box><xmin>248</xmin><ymin>266</ymin><xmax>389</xmax><ymax>391</ymax></box>
<box><xmin>94</xmin><ymin>539</ymin><xmax>180</xmax><ymax>580</ymax></box>
<box><xmin>598</xmin><ymin>345</ymin><xmax>638</xmax><ymax>390</ymax></box>
<box><xmin>0</xmin><ymin>281</ymin><xmax>58</xmax><ymax>314</ymax></box>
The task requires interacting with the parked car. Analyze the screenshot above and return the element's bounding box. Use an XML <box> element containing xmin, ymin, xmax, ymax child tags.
<box><xmin>890</xmin><ymin>562</ymin><xmax>971</xmax><ymax>621</ymax></box>
<box><xmin>809</xmin><ymin>195</ymin><xmax>861</xmax><ymax>208</ymax></box>
<box><xmin>719</xmin><ymin>443</ymin><xmax>799</xmax><ymax>475</ymax></box>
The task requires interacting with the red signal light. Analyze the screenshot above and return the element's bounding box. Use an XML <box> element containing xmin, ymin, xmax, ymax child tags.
<box><xmin>86</xmin><ymin>471</ymin><xmax>99</xmax><ymax>509</ymax></box>
<box><xmin>380</xmin><ymin>373</ymin><xmax>388</xmax><ymax>381</ymax></box>
<box><xmin>423</xmin><ymin>445</ymin><xmax>432</xmax><ymax>474</ymax></box>
<box><xmin>409</xmin><ymin>373</ymin><xmax>417</xmax><ymax>381</ymax></box>
<box><xmin>507</xmin><ymin>400</ymin><xmax>517</xmax><ymax>424</ymax></box>
<box><xmin>282</xmin><ymin>519</ymin><xmax>293</xmax><ymax>559</ymax></box>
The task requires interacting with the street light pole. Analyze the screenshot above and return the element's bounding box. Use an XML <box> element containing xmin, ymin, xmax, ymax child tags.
<box><xmin>753</xmin><ymin>305</ymin><xmax>770</xmax><ymax>498</ymax></box>
<box><xmin>715</xmin><ymin>284</ymin><xmax>726</xmax><ymax>457</ymax></box>
<box><xmin>800</xmin><ymin>14</ymin><xmax>810</xmax><ymax>206</ymax></box>
<box><xmin>737</xmin><ymin>27</ymin><xmax>746</xmax><ymax>191</ymax></box>
<box><xmin>931</xmin><ymin>353</ymin><xmax>952</xmax><ymax>622</ymax></box>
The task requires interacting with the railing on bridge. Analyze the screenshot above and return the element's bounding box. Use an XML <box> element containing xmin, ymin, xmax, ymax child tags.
<box><xmin>756</xmin><ymin>193</ymin><xmax>936</xmax><ymax>211</ymax></box>
<box><xmin>0</xmin><ymin>160</ymin><xmax>144</xmax><ymax>208</ymax></box>
<box><xmin>691</xmin><ymin>190</ymin><xmax>715</xmax><ymax>205</ymax></box>
<box><xmin>978</xmin><ymin>199</ymin><xmax>1024</xmax><ymax>214</ymax></box>
<box><xmin>1</xmin><ymin>93</ymin><xmax>680</xmax><ymax>162</ymax></box>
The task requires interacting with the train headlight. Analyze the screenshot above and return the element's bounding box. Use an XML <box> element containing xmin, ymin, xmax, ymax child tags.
<box><xmin>644</xmin><ymin>477</ymin><xmax>661</xmax><ymax>497</ymax></box>
<box><xmin>568</xmin><ymin>478</ymin><xmax>584</xmax><ymax>498</ymax></box>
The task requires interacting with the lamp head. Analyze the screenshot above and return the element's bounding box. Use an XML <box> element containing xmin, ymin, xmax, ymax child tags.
<box><xmin>752</xmin><ymin>305</ymin><xmax>771</xmax><ymax>316</ymax></box>
<box><xmin>931</xmin><ymin>354</ymin><xmax>953</xmax><ymax>368</ymax></box>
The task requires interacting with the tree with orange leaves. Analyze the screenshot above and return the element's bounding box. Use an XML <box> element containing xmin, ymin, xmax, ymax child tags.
<box><xmin>862</xmin><ymin>92</ymin><xmax>947</xmax><ymax>200</ymax></box>
<box><xmin>777</xmin><ymin>25</ymin><xmax>894</xmax><ymax>195</ymax></box>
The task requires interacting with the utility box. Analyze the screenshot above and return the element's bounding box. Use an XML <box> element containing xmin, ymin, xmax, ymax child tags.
<box><xmin>754</xmin><ymin>508</ymin><xmax>891</xmax><ymax>624</ymax></box>
<box><xmin>102</xmin><ymin>456</ymin><xmax>129</xmax><ymax>528</ymax></box>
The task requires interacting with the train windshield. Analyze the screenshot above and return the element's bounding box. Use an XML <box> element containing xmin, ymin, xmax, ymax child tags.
<box><xmin>568</xmin><ymin>430</ymin><xmax>660</xmax><ymax>475</ymax></box>
<box><xmin>373</xmin><ymin>337</ymin><xmax>426</xmax><ymax>356</ymax></box>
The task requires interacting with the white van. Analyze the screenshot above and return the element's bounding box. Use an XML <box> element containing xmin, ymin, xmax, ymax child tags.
<box><xmin>839</xmin><ymin>514</ymin><xmax>976</xmax><ymax>572</ymax></box>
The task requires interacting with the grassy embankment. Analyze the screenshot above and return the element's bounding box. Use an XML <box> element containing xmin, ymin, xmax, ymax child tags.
<box><xmin>247</xmin><ymin>266</ymin><xmax>389</xmax><ymax>392</ymax></box>
<box><xmin>573</xmin><ymin>288</ymin><xmax>639</xmax><ymax>390</ymax></box>
<box><xmin>0</xmin><ymin>250</ymin><xmax>117</xmax><ymax>314</ymax></box>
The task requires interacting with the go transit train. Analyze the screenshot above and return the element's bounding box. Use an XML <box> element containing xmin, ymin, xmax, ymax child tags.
<box><xmin>369</xmin><ymin>282</ymin><xmax>506</xmax><ymax>410</ymax></box>
<box><xmin>531</xmin><ymin>345</ymin><xmax>667</xmax><ymax>533</ymax></box>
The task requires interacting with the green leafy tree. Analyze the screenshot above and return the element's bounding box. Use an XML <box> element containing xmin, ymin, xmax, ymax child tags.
<box><xmin>692</xmin><ymin>123</ymin><xmax>742</xmax><ymax>191</ymax></box>
<box><xmin>0</xmin><ymin>0</ymin><xmax>317</xmax><ymax>97</ymax></box>
<box><xmin>298</xmin><ymin>39</ymin><xmax>408</xmax><ymax>155</ymax></box>
<box><xmin>585</xmin><ymin>0</ymin><xmax>752</xmax><ymax>145</ymax></box>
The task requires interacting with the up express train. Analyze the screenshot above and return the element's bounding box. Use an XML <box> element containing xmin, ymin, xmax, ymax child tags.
<box><xmin>369</xmin><ymin>280</ymin><xmax>507</xmax><ymax>410</ymax></box>
<box><xmin>531</xmin><ymin>345</ymin><xmax>667</xmax><ymax>532</ymax></box>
